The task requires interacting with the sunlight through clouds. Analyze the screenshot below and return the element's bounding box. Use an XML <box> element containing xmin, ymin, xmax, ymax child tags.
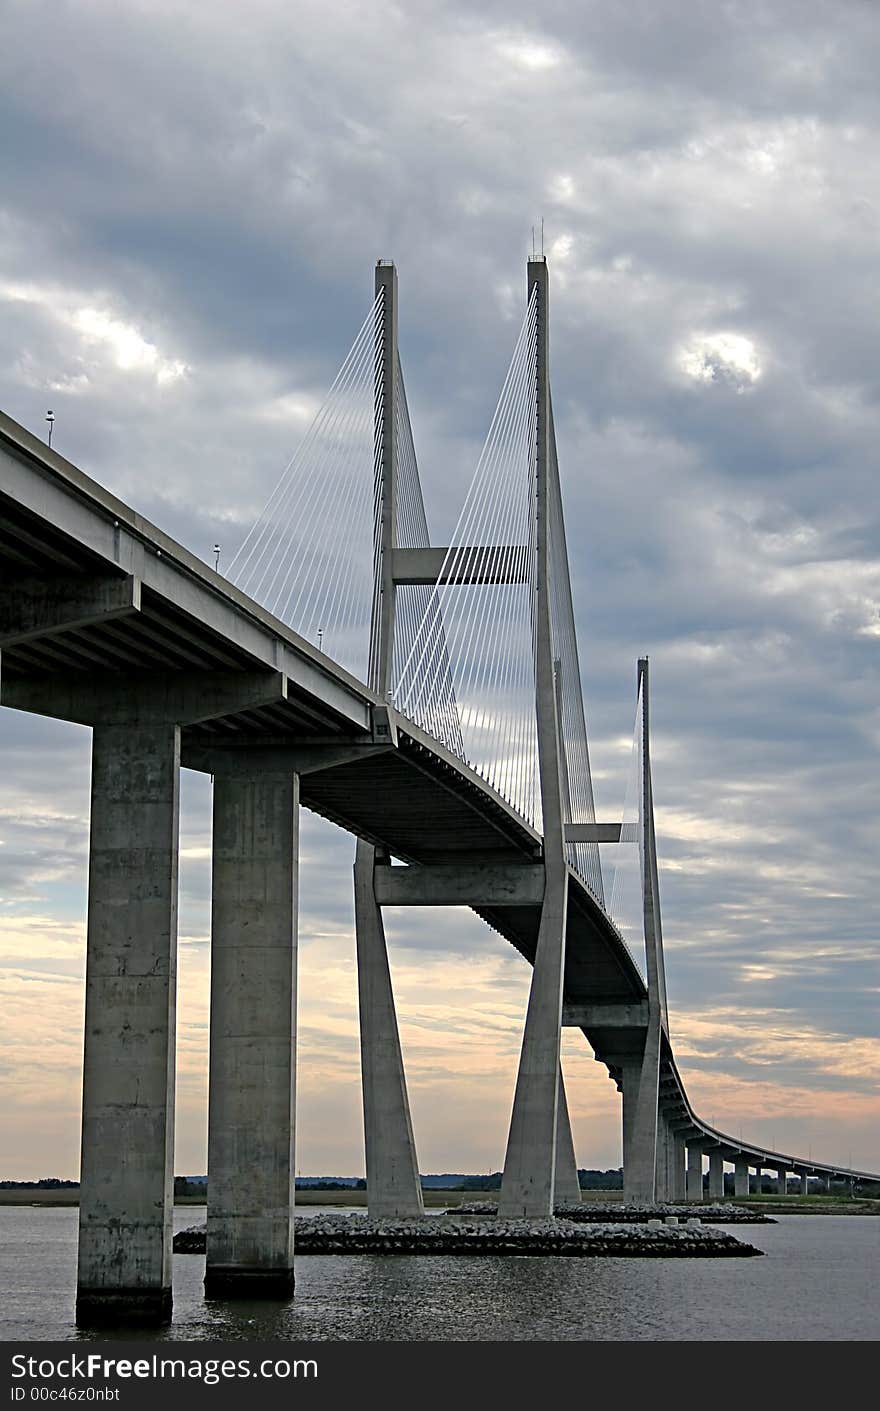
<box><xmin>679</xmin><ymin>332</ymin><xmax>762</xmax><ymax>390</ymax></box>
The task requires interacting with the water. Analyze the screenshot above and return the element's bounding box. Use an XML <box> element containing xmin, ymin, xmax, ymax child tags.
<box><xmin>1</xmin><ymin>1206</ymin><xmax>878</xmax><ymax>1341</ymax></box>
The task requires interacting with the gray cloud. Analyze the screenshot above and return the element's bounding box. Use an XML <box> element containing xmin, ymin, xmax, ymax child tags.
<box><xmin>1</xmin><ymin>0</ymin><xmax>878</xmax><ymax>1169</ymax></box>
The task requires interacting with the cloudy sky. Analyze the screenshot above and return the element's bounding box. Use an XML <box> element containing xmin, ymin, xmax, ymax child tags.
<box><xmin>1</xmin><ymin>0</ymin><xmax>878</xmax><ymax>1180</ymax></box>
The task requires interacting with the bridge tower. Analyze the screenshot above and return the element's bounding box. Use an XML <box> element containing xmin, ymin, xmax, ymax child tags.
<box><xmin>354</xmin><ymin>261</ymin><xmax>425</xmax><ymax>1218</ymax></box>
<box><xmin>620</xmin><ymin>657</ymin><xmax>670</xmax><ymax>1202</ymax></box>
<box><xmin>497</xmin><ymin>259</ymin><xmax>577</xmax><ymax>1219</ymax></box>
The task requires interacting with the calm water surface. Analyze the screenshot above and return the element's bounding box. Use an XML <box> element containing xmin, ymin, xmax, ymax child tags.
<box><xmin>1</xmin><ymin>1206</ymin><xmax>877</xmax><ymax>1342</ymax></box>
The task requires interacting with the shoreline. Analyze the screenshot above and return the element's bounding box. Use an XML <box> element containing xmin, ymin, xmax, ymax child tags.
<box><xmin>3</xmin><ymin>1189</ymin><xmax>876</xmax><ymax>1214</ymax></box>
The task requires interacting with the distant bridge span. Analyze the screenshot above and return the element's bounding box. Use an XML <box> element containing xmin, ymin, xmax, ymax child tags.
<box><xmin>1</xmin><ymin>259</ymin><xmax>876</xmax><ymax>1325</ymax></box>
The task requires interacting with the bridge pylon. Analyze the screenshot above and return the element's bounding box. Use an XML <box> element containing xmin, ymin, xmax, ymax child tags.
<box><xmin>618</xmin><ymin>657</ymin><xmax>669</xmax><ymax>1202</ymax></box>
<box><xmin>355</xmin><ymin>261</ymin><xmax>424</xmax><ymax>1218</ymax></box>
<box><xmin>498</xmin><ymin>259</ymin><xmax>571</xmax><ymax>1219</ymax></box>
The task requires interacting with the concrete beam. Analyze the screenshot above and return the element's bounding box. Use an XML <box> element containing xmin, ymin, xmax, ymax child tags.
<box><xmin>76</xmin><ymin>723</ymin><xmax>179</xmax><ymax>1325</ymax></box>
<box><xmin>374</xmin><ymin>863</ymin><xmax>545</xmax><ymax>907</ymax></box>
<box><xmin>0</xmin><ymin>573</ymin><xmax>141</xmax><ymax>644</ymax></box>
<box><xmin>392</xmin><ymin>546</ymin><xmax>528</xmax><ymax>586</ymax></box>
<box><xmin>562</xmin><ymin>1001</ymin><xmax>649</xmax><ymax>1028</ymax></box>
<box><xmin>183</xmin><ymin>740</ymin><xmax>389</xmax><ymax>777</ymax></box>
<box><xmin>2</xmin><ymin>669</ymin><xmax>289</xmax><ymax>727</ymax></box>
<box><xmin>564</xmin><ymin>822</ymin><xmax>622</xmax><ymax>844</ymax></box>
<box><xmin>205</xmin><ymin>772</ymin><xmax>298</xmax><ymax>1297</ymax></box>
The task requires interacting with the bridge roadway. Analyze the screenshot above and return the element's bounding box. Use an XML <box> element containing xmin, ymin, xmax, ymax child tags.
<box><xmin>2</xmin><ymin>406</ymin><xmax>877</xmax><ymax>1207</ymax></box>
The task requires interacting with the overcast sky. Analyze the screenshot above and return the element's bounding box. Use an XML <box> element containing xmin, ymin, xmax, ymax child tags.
<box><xmin>1</xmin><ymin>0</ymin><xmax>878</xmax><ymax>1179</ymax></box>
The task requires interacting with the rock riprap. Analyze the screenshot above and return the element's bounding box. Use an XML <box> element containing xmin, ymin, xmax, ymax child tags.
<box><xmin>457</xmin><ymin>1201</ymin><xmax>775</xmax><ymax>1225</ymax></box>
<box><xmin>174</xmin><ymin>1214</ymin><xmax>763</xmax><ymax>1257</ymax></box>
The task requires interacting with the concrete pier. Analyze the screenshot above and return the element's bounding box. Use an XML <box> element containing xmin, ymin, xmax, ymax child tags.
<box><xmin>671</xmin><ymin>1133</ymin><xmax>687</xmax><ymax>1200</ymax></box>
<box><xmin>498</xmin><ymin>864</ymin><xmax>568</xmax><ymax>1217</ymax></box>
<box><xmin>654</xmin><ymin>1118</ymin><xmax>672</xmax><ymax>1201</ymax></box>
<box><xmin>621</xmin><ymin>1024</ymin><xmax>662</xmax><ymax>1203</ymax></box>
<box><xmin>686</xmin><ymin>1145</ymin><xmax>704</xmax><ymax>1201</ymax></box>
<box><xmin>354</xmin><ymin>840</ymin><xmax>424</xmax><ymax>1218</ymax></box>
<box><xmin>554</xmin><ymin>1068</ymin><xmax>582</xmax><ymax>1205</ymax></box>
<box><xmin>205</xmin><ymin>772</ymin><xmax>298</xmax><ymax>1297</ymax></box>
<box><xmin>621</xmin><ymin>1049</ymin><xmax>660</xmax><ymax>1202</ymax></box>
<box><xmin>734</xmin><ymin>1155</ymin><xmax>749</xmax><ymax>1197</ymax></box>
<box><xmin>708</xmin><ymin>1150</ymin><xmax>724</xmax><ymax>1199</ymax></box>
<box><xmin>776</xmin><ymin>1168</ymin><xmax>787</xmax><ymax>1195</ymax></box>
<box><xmin>76</xmin><ymin>723</ymin><xmax>180</xmax><ymax>1325</ymax></box>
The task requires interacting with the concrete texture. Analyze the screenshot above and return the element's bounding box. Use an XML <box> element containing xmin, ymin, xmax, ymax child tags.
<box><xmin>708</xmin><ymin>1150</ymin><xmax>725</xmax><ymax>1199</ymax></box>
<box><xmin>354</xmin><ymin>840</ymin><xmax>424</xmax><ymax>1219</ymax></box>
<box><xmin>499</xmin><ymin>260</ymin><xmax>569</xmax><ymax>1220</ymax></box>
<box><xmin>672</xmin><ymin>1135</ymin><xmax>687</xmax><ymax>1201</ymax></box>
<box><xmin>373</xmin><ymin>260</ymin><xmax>399</xmax><ymax>697</ymax></box>
<box><xmin>621</xmin><ymin>1026</ymin><xmax>661</xmax><ymax>1203</ymax></box>
<box><xmin>205</xmin><ymin>771</ymin><xmax>298</xmax><ymax>1297</ymax></box>
<box><xmin>76</xmin><ymin>723</ymin><xmax>180</xmax><ymax>1325</ymax></box>
<box><xmin>735</xmin><ymin>1156</ymin><xmax>749</xmax><ymax>1197</ymax></box>
<box><xmin>687</xmin><ymin>1145</ymin><xmax>704</xmax><ymax>1202</ymax></box>
<box><xmin>554</xmin><ymin>1068</ymin><xmax>582</xmax><ymax>1206</ymax></box>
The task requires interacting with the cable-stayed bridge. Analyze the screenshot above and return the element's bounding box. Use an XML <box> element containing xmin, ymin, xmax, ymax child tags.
<box><xmin>0</xmin><ymin>259</ymin><xmax>876</xmax><ymax>1326</ymax></box>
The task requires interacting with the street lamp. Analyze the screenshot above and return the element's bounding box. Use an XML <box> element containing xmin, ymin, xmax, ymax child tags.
<box><xmin>46</xmin><ymin>410</ymin><xmax>55</xmax><ymax>448</ymax></box>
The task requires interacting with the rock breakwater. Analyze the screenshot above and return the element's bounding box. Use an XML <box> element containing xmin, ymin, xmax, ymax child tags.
<box><xmin>174</xmin><ymin>1213</ymin><xmax>763</xmax><ymax>1257</ymax></box>
<box><xmin>457</xmin><ymin>1201</ymin><xmax>775</xmax><ymax>1224</ymax></box>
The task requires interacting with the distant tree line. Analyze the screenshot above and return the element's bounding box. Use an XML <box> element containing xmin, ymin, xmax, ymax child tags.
<box><xmin>0</xmin><ymin>1178</ymin><xmax>79</xmax><ymax>1189</ymax></box>
<box><xmin>427</xmin><ymin>1169</ymin><xmax>625</xmax><ymax>1192</ymax></box>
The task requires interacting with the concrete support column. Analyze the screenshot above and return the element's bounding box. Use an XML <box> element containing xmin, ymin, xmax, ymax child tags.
<box><xmin>734</xmin><ymin>1156</ymin><xmax>749</xmax><ymax>1198</ymax></box>
<box><xmin>354</xmin><ymin>840</ymin><xmax>423</xmax><ymax>1218</ymax></box>
<box><xmin>620</xmin><ymin>1025</ymin><xmax>661</xmax><ymax>1203</ymax></box>
<box><xmin>752</xmin><ymin>1167</ymin><xmax>763</xmax><ymax>1195</ymax></box>
<box><xmin>686</xmin><ymin>1144</ymin><xmax>704</xmax><ymax>1201</ymax></box>
<box><xmin>708</xmin><ymin>1150</ymin><xmax>724</xmax><ymax>1200</ymax></box>
<box><xmin>498</xmin><ymin>866</ymin><xmax>568</xmax><ymax>1218</ymax></box>
<box><xmin>621</xmin><ymin>1056</ymin><xmax>656</xmax><ymax>1202</ymax></box>
<box><xmin>798</xmin><ymin>1172</ymin><xmax>809</xmax><ymax>1195</ymax></box>
<box><xmin>554</xmin><ymin>1067</ymin><xmax>582</xmax><ymax>1207</ymax></box>
<box><xmin>671</xmin><ymin>1133</ymin><xmax>687</xmax><ymax>1201</ymax></box>
<box><xmin>205</xmin><ymin>772</ymin><xmax>298</xmax><ymax>1297</ymax></box>
<box><xmin>76</xmin><ymin>723</ymin><xmax>180</xmax><ymax>1326</ymax></box>
<box><xmin>653</xmin><ymin>1117</ymin><xmax>670</xmax><ymax>1201</ymax></box>
<box><xmin>777</xmin><ymin>1168</ymin><xmax>787</xmax><ymax>1195</ymax></box>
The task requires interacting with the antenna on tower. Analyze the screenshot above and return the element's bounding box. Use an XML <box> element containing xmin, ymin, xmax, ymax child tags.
<box><xmin>531</xmin><ymin>226</ymin><xmax>536</xmax><ymax>260</ymax></box>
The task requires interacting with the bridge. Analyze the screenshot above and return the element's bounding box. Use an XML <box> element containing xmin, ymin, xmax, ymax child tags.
<box><xmin>1</xmin><ymin>259</ymin><xmax>877</xmax><ymax>1325</ymax></box>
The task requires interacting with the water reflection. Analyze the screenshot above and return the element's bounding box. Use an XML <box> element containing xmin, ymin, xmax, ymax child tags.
<box><xmin>2</xmin><ymin>1207</ymin><xmax>878</xmax><ymax>1342</ymax></box>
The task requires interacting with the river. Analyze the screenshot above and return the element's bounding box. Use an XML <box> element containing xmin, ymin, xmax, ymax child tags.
<box><xmin>1</xmin><ymin>1207</ymin><xmax>877</xmax><ymax>1341</ymax></box>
